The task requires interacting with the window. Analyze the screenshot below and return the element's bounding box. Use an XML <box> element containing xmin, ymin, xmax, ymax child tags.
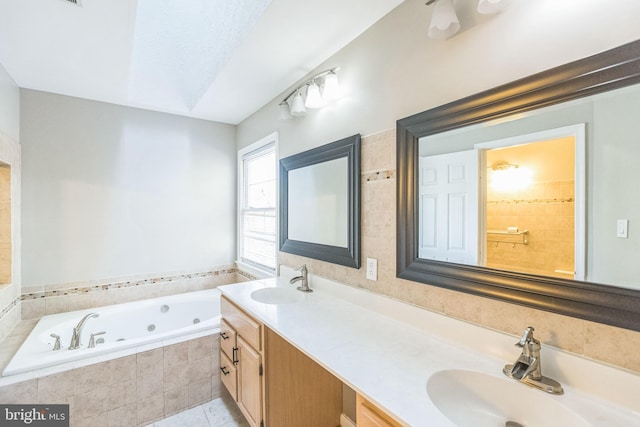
<box><xmin>237</xmin><ymin>133</ymin><xmax>277</xmax><ymax>276</ymax></box>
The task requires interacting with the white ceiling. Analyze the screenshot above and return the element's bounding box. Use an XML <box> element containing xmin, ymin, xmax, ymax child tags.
<box><xmin>0</xmin><ymin>0</ymin><xmax>404</xmax><ymax>124</ymax></box>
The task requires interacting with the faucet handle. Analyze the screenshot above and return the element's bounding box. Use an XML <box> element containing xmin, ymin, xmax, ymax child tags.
<box><xmin>50</xmin><ymin>334</ymin><xmax>62</xmax><ymax>351</ymax></box>
<box><xmin>88</xmin><ymin>331</ymin><xmax>106</xmax><ymax>349</ymax></box>
<box><xmin>296</xmin><ymin>264</ymin><xmax>307</xmax><ymax>272</ymax></box>
<box><xmin>515</xmin><ymin>326</ymin><xmax>537</xmax><ymax>348</ymax></box>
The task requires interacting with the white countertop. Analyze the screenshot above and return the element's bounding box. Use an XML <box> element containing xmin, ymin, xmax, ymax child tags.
<box><xmin>219</xmin><ymin>270</ymin><xmax>640</xmax><ymax>426</ymax></box>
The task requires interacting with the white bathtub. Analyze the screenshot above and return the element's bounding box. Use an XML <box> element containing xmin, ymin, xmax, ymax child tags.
<box><xmin>3</xmin><ymin>289</ymin><xmax>221</xmax><ymax>376</ymax></box>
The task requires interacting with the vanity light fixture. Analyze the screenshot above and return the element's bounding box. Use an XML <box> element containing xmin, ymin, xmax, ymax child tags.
<box><xmin>279</xmin><ymin>68</ymin><xmax>341</xmax><ymax>119</ymax></box>
<box><xmin>477</xmin><ymin>0</ymin><xmax>509</xmax><ymax>14</ymax></box>
<box><xmin>426</xmin><ymin>0</ymin><xmax>460</xmax><ymax>40</ymax></box>
<box><xmin>426</xmin><ymin>0</ymin><xmax>510</xmax><ymax>40</ymax></box>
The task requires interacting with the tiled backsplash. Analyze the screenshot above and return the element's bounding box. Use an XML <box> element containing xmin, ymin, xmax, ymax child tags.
<box><xmin>18</xmin><ymin>266</ymin><xmax>249</xmax><ymax>321</ymax></box>
<box><xmin>279</xmin><ymin>129</ymin><xmax>640</xmax><ymax>374</ymax></box>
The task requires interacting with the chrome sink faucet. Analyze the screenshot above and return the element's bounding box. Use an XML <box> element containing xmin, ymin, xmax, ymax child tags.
<box><xmin>503</xmin><ymin>326</ymin><xmax>563</xmax><ymax>394</ymax></box>
<box><xmin>69</xmin><ymin>312</ymin><xmax>99</xmax><ymax>350</ymax></box>
<box><xmin>290</xmin><ymin>264</ymin><xmax>312</xmax><ymax>293</ymax></box>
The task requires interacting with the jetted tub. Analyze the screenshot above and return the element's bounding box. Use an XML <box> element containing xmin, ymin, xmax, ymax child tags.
<box><xmin>3</xmin><ymin>289</ymin><xmax>221</xmax><ymax>376</ymax></box>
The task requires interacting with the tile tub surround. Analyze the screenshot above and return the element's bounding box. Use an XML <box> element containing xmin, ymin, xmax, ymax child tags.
<box><xmin>0</xmin><ymin>334</ymin><xmax>222</xmax><ymax>427</ymax></box>
<box><xmin>20</xmin><ymin>266</ymin><xmax>248</xmax><ymax>320</ymax></box>
<box><xmin>220</xmin><ymin>276</ymin><xmax>640</xmax><ymax>426</ymax></box>
<box><xmin>279</xmin><ymin>128</ymin><xmax>640</xmax><ymax>374</ymax></box>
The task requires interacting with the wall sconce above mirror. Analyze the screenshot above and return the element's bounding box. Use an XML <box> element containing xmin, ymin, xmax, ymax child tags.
<box><xmin>397</xmin><ymin>40</ymin><xmax>640</xmax><ymax>332</ymax></box>
<box><xmin>279</xmin><ymin>134</ymin><xmax>361</xmax><ymax>268</ymax></box>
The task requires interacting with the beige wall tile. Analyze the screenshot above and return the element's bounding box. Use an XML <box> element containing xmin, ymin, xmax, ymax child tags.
<box><xmin>106</xmin><ymin>402</ymin><xmax>137</xmax><ymax>427</ymax></box>
<box><xmin>74</xmin><ymin>361</ymin><xmax>110</xmax><ymax>395</ymax></box>
<box><xmin>584</xmin><ymin>322</ymin><xmax>640</xmax><ymax>373</ymax></box>
<box><xmin>164</xmin><ymin>385</ymin><xmax>188</xmax><ymax>417</ymax></box>
<box><xmin>164</xmin><ymin>342</ymin><xmax>189</xmax><ymax>369</ymax></box>
<box><xmin>188</xmin><ymin>336</ymin><xmax>213</xmax><ymax>361</ymax></box>
<box><xmin>21</xmin><ymin>298</ymin><xmax>45</xmax><ymax>319</ymax></box>
<box><xmin>137</xmin><ymin>348</ymin><xmax>163</xmax><ymax>376</ymax></box>
<box><xmin>188</xmin><ymin>355</ymin><xmax>213</xmax><ymax>383</ymax></box>
<box><xmin>107</xmin><ymin>355</ymin><xmax>137</xmax><ymax>384</ymax></box>
<box><xmin>75</xmin><ymin>412</ymin><xmax>108</xmax><ymax>427</ymax></box>
<box><xmin>137</xmin><ymin>371</ymin><xmax>164</xmax><ymax>401</ymax></box>
<box><xmin>136</xmin><ymin>394</ymin><xmax>164</xmax><ymax>426</ymax></box>
<box><xmin>38</xmin><ymin>371</ymin><xmax>75</xmax><ymax>402</ymax></box>
<box><xmin>164</xmin><ymin>361</ymin><xmax>189</xmax><ymax>391</ymax></box>
<box><xmin>0</xmin><ymin>379</ymin><xmax>37</xmax><ymax>404</ymax></box>
<box><xmin>524</xmin><ymin>309</ymin><xmax>585</xmax><ymax>354</ymax></box>
<box><xmin>45</xmin><ymin>295</ymin><xmax>69</xmax><ymax>315</ymax></box>
<box><xmin>480</xmin><ymin>299</ymin><xmax>526</xmax><ymax>335</ymax></box>
<box><xmin>73</xmin><ymin>385</ymin><xmax>110</xmax><ymax>420</ymax></box>
<box><xmin>108</xmin><ymin>379</ymin><xmax>137</xmax><ymax>410</ymax></box>
<box><xmin>188</xmin><ymin>377</ymin><xmax>212</xmax><ymax>407</ymax></box>
<box><xmin>211</xmin><ymin>373</ymin><xmax>222</xmax><ymax>400</ymax></box>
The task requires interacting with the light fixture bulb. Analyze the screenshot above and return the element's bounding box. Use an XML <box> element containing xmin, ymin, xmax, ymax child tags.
<box><xmin>322</xmin><ymin>70</ymin><xmax>341</xmax><ymax>102</ymax></box>
<box><xmin>278</xmin><ymin>101</ymin><xmax>292</xmax><ymax>120</ymax></box>
<box><xmin>477</xmin><ymin>0</ymin><xmax>507</xmax><ymax>14</ymax></box>
<box><xmin>305</xmin><ymin>81</ymin><xmax>324</xmax><ymax>109</ymax></box>
<box><xmin>290</xmin><ymin>90</ymin><xmax>306</xmax><ymax>117</ymax></box>
<box><xmin>428</xmin><ymin>0</ymin><xmax>460</xmax><ymax>40</ymax></box>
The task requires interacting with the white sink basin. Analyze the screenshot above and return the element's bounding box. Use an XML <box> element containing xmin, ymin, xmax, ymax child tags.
<box><xmin>427</xmin><ymin>369</ymin><xmax>590</xmax><ymax>427</ymax></box>
<box><xmin>250</xmin><ymin>287</ymin><xmax>303</xmax><ymax>304</ymax></box>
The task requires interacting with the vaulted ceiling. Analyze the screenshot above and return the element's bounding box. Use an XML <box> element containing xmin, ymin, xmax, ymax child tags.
<box><xmin>0</xmin><ymin>0</ymin><xmax>404</xmax><ymax>124</ymax></box>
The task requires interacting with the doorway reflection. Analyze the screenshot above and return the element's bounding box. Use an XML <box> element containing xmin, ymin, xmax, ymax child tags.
<box><xmin>484</xmin><ymin>137</ymin><xmax>575</xmax><ymax>279</ymax></box>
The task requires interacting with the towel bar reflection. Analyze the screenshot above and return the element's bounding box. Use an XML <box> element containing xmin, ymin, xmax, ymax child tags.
<box><xmin>487</xmin><ymin>229</ymin><xmax>529</xmax><ymax>247</ymax></box>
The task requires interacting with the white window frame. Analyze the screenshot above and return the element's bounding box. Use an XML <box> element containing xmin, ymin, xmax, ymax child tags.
<box><xmin>236</xmin><ymin>132</ymin><xmax>278</xmax><ymax>278</ymax></box>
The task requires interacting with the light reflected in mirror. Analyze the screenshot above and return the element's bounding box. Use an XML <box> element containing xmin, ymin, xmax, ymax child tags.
<box><xmin>418</xmin><ymin>83</ymin><xmax>640</xmax><ymax>290</ymax></box>
<box><xmin>288</xmin><ymin>157</ymin><xmax>348</xmax><ymax>247</ymax></box>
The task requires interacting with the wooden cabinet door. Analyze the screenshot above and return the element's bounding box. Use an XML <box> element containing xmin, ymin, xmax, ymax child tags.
<box><xmin>237</xmin><ymin>335</ymin><xmax>263</xmax><ymax>427</ymax></box>
<box><xmin>220</xmin><ymin>350</ymin><xmax>238</xmax><ymax>400</ymax></box>
<box><xmin>357</xmin><ymin>394</ymin><xmax>402</xmax><ymax>427</ymax></box>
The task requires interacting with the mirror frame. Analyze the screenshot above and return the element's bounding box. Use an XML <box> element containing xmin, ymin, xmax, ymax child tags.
<box><xmin>280</xmin><ymin>133</ymin><xmax>361</xmax><ymax>268</ymax></box>
<box><xmin>397</xmin><ymin>40</ymin><xmax>640</xmax><ymax>332</ymax></box>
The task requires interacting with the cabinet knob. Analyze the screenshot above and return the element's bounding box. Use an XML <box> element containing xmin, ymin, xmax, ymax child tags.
<box><xmin>220</xmin><ymin>366</ymin><xmax>230</xmax><ymax>376</ymax></box>
<box><xmin>220</xmin><ymin>332</ymin><xmax>229</xmax><ymax>340</ymax></box>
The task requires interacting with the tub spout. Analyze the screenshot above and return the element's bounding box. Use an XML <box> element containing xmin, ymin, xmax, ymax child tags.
<box><xmin>69</xmin><ymin>312</ymin><xmax>99</xmax><ymax>350</ymax></box>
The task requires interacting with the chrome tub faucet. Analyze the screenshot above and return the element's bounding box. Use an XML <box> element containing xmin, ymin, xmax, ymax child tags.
<box><xmin>290</xmin><ymin>264</ymin><xmax>312</xmax><ymax>293</ymax></box>
<box><xmin>503</xmin><ymin>326</ymin><xmax>563</xmax><ymax>394</ymax></box>
<box><xmin>68</xmin><ymin>312</ymin><xmax>99</xmax><ymax>350</ymax></box>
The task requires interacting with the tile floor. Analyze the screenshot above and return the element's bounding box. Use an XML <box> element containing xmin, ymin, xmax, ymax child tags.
<box><xmin>149</xmin><ymin>393</ymin><xmax>249</xmax><ymax>427</ymax></box>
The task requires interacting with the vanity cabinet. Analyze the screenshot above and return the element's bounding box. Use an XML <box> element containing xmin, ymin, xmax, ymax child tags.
<box><xmin>356</xmin><ymin>394</ymin><xmax>402</xmax><ymax>427</ymax></box>
<box><xmin>220</xmin><ymin>296</ymin><xmax>264</xmax><ymax>427</ymax></box>
<box><xmin>220</xmin><ymin>295</ymin><xmax>343</xmax><ymax>427</ymax></box>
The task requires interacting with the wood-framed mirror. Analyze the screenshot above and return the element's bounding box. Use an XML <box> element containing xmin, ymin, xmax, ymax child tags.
<box><xmin>397</xmin><ymin>40</ymin><xmax>640</xmax><ymax>332</ymax></box>
<box><xmin>280</xmin><ymin>134</ymin><xmax>361</xmax><ymax>268</ymax></box>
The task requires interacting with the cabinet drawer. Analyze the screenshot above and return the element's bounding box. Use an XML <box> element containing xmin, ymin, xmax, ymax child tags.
<box><xmin>220</xmin><ymin>350</ymin><xmax>238</xmax><ymax>401</ymax></box>
<box><xmin>220</xmin><ymin>318</ymin><xmax>236</xmax><ymax>359</ymax></box>
<box><xmin>221</xmin><ymin>296</ymin><xmax>261</xmax><ymax>350</ymax></box>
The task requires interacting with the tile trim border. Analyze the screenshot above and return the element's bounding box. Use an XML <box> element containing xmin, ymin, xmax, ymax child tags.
<box><xmin>0</xmin><ymin>266</ymin><xmax>243</xmax><ymax>323</ymax></box>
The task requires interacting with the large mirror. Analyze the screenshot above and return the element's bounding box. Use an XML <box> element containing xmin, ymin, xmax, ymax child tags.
<box><xmin>397</xmin><ymin>41</ymin><xmax>640</xmax><ymax>331</ymax></box>
<box><xmin>280</xmin><ymin>134</ymin><xmax>361</xmax><ymax>268</ymax></box>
